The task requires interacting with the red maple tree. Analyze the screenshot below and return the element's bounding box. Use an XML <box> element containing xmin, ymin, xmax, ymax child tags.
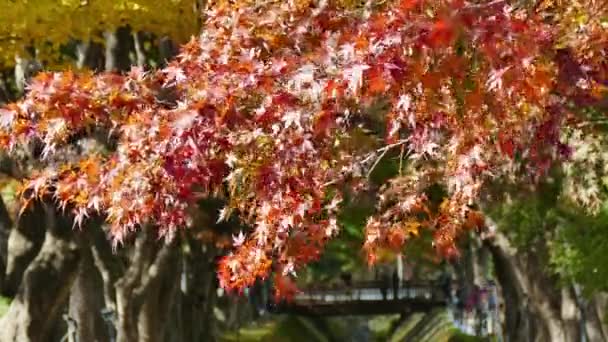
<box><xmin>0</xmin><ymin>0</ymin><xmax>606</xmax><ymax>297</ymax></box>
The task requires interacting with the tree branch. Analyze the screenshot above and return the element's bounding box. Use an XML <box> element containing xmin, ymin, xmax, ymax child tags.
<box><xmin>323</xmin><ymin>139</ymin><xmax>408</xmax><ymax>187</ymax></box>
<box><xmin>133</xmin><ymin>239</ymin><xmax>177</xmax><ymax>300</ymax></box>
<box><xmin>89</xmin><ymin>225</ymin><xmax>125</xmax><ymax>311</ymax></box>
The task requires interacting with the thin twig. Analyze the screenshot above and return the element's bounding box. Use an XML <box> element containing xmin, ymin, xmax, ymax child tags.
<box><xmin>576</xmin><ymin>120</ymin><xmax>608</xmax><ymax>128</ymax></box>
<box><xmin>366</xmin><ymin>146</ymin><xmax>389</xmax><ymax>178</ymax></box>
<box><xmin>359</xmin><ymin>139</ymin><xmax>409</xmax><ymax>166</ymax></box>
<box><xmin>322</xmin><ymin>139</ymin><xmax>409</xmax><ymax>187</ymax></box>
<box><xmin>399</xmin><ymin>144</ymin><xmax>405</xmax><ymax>176</ymax></box>
<box><xmin>460</xmin><ymin>0</ymin><xmax>507</xmax><ymax>11</ymax></box>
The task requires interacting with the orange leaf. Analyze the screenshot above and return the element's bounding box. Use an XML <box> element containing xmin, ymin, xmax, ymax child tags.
<box><xmin>399</xmin><ymin>0</ymin><xmax>419</xmax><ymax>12</ymax></box>
<box><xmin>369</xmin><ymin>14</ymin><xmax>388</xmax><ymax>33</ymax></box>
<box><xmin>386</xmin><ymin>226</ymin><xmax>406</xmax><ymax>250</ymax></box>
<box><xmin>498</xmin><ymin>132</ymin><xmax>515</xmax><ymax>158</ymax></box>
<box><xmin>463</xmin><ymin>210</ymin><xmax>485</xmax><ymax>231</ymax></box>
<box><xmin>368</xmin><ymin>74</ymin><xmax>387</xmax><ymax>94</ymax></box>
<box><xmin>421</xmin><ymin>72</ymin><xmax>441</xmax><ymax>88</ymax></box>
<box><xmin>274</xmin><ymin>274</ymin><xmax>299</xmax><ymax>303</ymax></box>
<box><xmin>354</xmin><ymin>36</ymin><xmax>369</xmax><ymax>50</ymax></box>
<box><xmin>465</xmin><ymin>90</ymin><xmax>483</xmax><ymax>111</ymax></box>
<box><xmin>324</xmin><ymin>79</ymin><xmax>345</xmax><ymax>98</ymax></box>
<box><xmin>427</xmin><ymin>19</ymin><xmax>454</xmax><ymax>48</ymax></box>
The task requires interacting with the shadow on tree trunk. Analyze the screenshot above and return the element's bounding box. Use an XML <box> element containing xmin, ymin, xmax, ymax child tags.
<box><xmin>0</xmin><ymin>203</ymin><xmax>80</xmax><ymax>342</ymax></box>
<box><xmin>485</xmin><ymin>230</ymin><xmax>607</xmax><ymax>342</ymax></box>
<box><xmin>2</xmin><ymin>202</ymin><xmax>46</xmax><ymax>297</ymax></box>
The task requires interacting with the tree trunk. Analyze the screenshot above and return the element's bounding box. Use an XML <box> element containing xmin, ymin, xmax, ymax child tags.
<box><xmin>108</xmin><ymin>229</ymin><xmax>181</xmax><ymax>342</ymax></box>
<box><xmin>136</xmin><ymin>243</ymin><xmax>180</xmax><ymax>342</ymax></box>
<box><xmin>0</xmin><ymin>249</ymin><xmax>4</xmax><ymax>291</ymax></box>
<box><xmin>13</xmin><ymin>55</ymin><xmax>41</xmax><ymax>96</ymax></box>
<box><xmin>114</xmin><ymin>232</ymin><xmax>153</xmax><ymax>342</ymax></box>
<box><xmin>90</xmin><ymin>224</ymin><xmax>124</xmax><ymax>315</ymax></box>
<box><xmin>0</xmin><ymin>204</ymin><xmax>79</xmax><ymax>342</ymax></box>
<box><xmin>2</xmin><ymin>202</ymin><xmax>46</xmax><ymax>297</ymax></box>
<box><xmin>158</xmin><ymin>37</ymin><xmax>178</xmax><ymax>65</ymax></box>
<box><xmin>179</xmin><ymin>240</ymin><xmax>220</xmax><ymax>341</ymax></box>
<box><xmin>0</xmin><ymin>197</ymin><xmax>13</xmax><ymax>290</ymax></box>
<box><xmin>68</xmin><ymin>243</ymin><xmax>110</xmax><ymax>342</ymax></box>
<box><xmin>486</xmin><ymin>231</ymin><xmax>583</xmax><ymax>342</ymax></box>
<box><xmin>76</xmin><ymin>41</ymin><xmax>104</xmax><ymax>71</ymax></box>
<box><xmin>0</xmin><ymin>73</ymin><xmax>13</xmax><ymax>105</ymax></box>
<box><xmin>591</xmin><ymin>294</ymin><xmax>608</xmax><ymax>341</ymax></box>
<box><xmin>105</xmin><ymin>27</ymin><xmax>134</xmax><ymax>72</ymax></box>
<box><xmin>132</xmin><ymin>32</ymin><xmax>147</xmax><ymax>68</ymax></box>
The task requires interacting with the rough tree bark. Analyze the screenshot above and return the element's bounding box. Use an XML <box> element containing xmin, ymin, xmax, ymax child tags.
<box><xmin>455</xmin><ymin>236</ymin><xmax>489</xmax><ymax>296</ymax></box>
<box><xmin>105</xmin><ymin>27</ymin><xmax>135</xmax><ymax>72</ymax></box>
<box><xmin>2</xmin><ymin>202</ymin><xmax>46</xmax><ymax>297</ymax></box>
<box><xmin>113</xmin><ymin>232</ymin><xmax>153</xmax><ymax>342</ymax></box>
<box><xmin>0</xmin><ymin>197</ymin><xmax>13</xmax><ymax>290</ymax></box>
<box><xmin>90</xmin><ymin>227</ymin><xmax>182</xmax><ymax>342</ymax></box>
<box><xmin>135</xmin><ymin>241</ymin><xmax>180</xmax><ymax>342</ymax></box>
<box><xmin>0</xmin><ymin>204</ymin><xmax>80</xmax><ymax>342</ymax></box>
<box><xmin>588</xmin><ymin>293</ymin><xmax>608</xmax><ymax>341</ymax></box>
<box><xmin>486</xmin><ymin>234</ymin><xmax>535</xmax><ymax>341</ymax></box>
<box><xmin>90</xmin><ymin>224</ymin><xmax>124</xmax><ymax>315</ymax></box>
<box><xmin>484</xmin><ymin>231</ymin><xmax>600</xmax><ymax>342</ymax></box>
<box><xmin>158</xmin><ymin>37</ymin><xmax>178</xmax><ymax>66</ymax></box>
<box><xmin>0</xmin><ymin>73</ymin><xmax>13</xmax><ymax>105</ymax></box>
<box><xmin>168</xmin><ymin>239</ymin><xmax>220</xmax><ymax>341</ymax></box>
<box><xmin>13</xmin><ymin>55</ymin><xmax>41</xmax><ymax>96</ymax></box>
<box><xmin>68</xmin><ymin>237</ymin><xmax>110</xmax><ymax>342</ymax></box>
<box><xmin>132</xmin><ymin>32</ymin><xmax>147</xmax><ymax>68</ymax></box>
<box><xmin>76</xmin><ymin>41</ymin><xmax>105</xmax><ymax>71</ymax></box>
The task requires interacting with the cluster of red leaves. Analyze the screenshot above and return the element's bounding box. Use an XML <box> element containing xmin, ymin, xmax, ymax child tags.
<box><xmin>0</xmin><ymin>0</ymin><xmax>605</xmax><ymax>298</ymax></box>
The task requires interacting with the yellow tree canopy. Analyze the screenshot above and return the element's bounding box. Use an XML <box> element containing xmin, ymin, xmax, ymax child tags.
<box><xmin>0</xmin><ymin>0</ymin><xmax>202</xmax><ymax>68</ymax></box>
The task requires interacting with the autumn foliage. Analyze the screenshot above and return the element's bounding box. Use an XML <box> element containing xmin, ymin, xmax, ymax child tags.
<box><xmin>0</xmin><ymin>0</ymin><xmax>200</xmax><ymax>68</ymax></box>
<box><xmin>0</xmin><ymin>0</ymin><xmax>606</xmax><ymax>297</ymax></box>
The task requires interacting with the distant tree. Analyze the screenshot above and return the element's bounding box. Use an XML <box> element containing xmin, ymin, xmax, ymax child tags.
<box><xmin>0</xmin><ymin>0</ymin><xmax>201</xmax><ymax>68</ymax></box>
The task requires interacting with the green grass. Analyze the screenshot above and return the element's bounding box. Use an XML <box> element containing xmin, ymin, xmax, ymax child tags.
<box><xmin>219</xmin><ymin>310</ymin><xmax>499</xmax><ymax>342</ymax></box>
<box><xmin>389</xmin><ymin>313</ymin><xmax>425</xmax><ymax>342</ymax></box>
<box><xmin>0</xmin><ymin>296</ymin><xmax>10</xmax><ymax>317</ymax></box>
<box><xmin>388</xmin><ymin>309</ymin><xmax>498</xmax><ymax>342</ymax></box>
<box><xmin>447</xmin><ymin>329</ymin><xmax>498</xmax><ymax>342</ymax></box>
<box><xmin>368</xmin><ymin>314</ymin><xmax>401</xmax><ymax>341</ymax></box>
<box><xmin>220</xmin><ymin>315</ymin><xmax>328</xmax><ymax>342</ymax></box>
<box><xmin>220</xmin><ymin>320</ymin><xmax>277</xmax><ymax>342</ymax></box>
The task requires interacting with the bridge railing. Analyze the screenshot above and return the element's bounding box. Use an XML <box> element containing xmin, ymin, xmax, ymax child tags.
<box><xmin>292</xmin><ymin>280</ymin><xmax>446</xmax><ymax>304</ymax></box>
<box><xmin>268</xmin><ymin>280</ymin><xmax>448</xmax><ymax>316</ymax></box>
